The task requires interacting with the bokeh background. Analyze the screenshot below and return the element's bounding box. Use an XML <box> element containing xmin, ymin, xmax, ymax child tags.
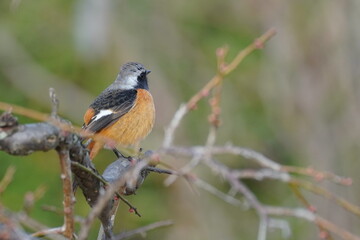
<box><xmin>1</xmin><ymin>0</ymin><xmax>360</xmax><ymax>239</ymax></box>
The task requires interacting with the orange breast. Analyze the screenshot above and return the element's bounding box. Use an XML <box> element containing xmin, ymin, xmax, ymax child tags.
<box><xmin>99</xmin><ymin>89</ymin><xmax>155</xmax><ymax>146</ymax></box>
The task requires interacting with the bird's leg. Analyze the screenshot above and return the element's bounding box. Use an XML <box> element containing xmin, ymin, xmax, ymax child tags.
<box><xmin>112</xmin><ymin>148</ymin><xmax>135</xmax><ymax>162</ymax></box>
<box><xmin>112</xmin><ymin>148</ymin><xmax>126</xmax><ymax>158</ymax></box>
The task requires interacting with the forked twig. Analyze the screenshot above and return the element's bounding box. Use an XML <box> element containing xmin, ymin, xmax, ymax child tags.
<box><xmin>163</xmin><ymin>28</ymin><xmax>277</xmax><ymax>148</ymax></box>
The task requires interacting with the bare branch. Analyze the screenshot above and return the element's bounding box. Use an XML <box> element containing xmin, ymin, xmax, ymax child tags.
<box><xmin>0</xmin><ymin>114</ymin><xmax>59</xmax><ymax>156</ymax></box>
<box><xmin>56</xmin><ymin>146</ymin><xmax>75</xmax><ymax>239</ymax></box>
<box><xmin>31</xmin><ymin>227</ymin><xmax>64</xmax><ymax>238</ymax></box>
<box><xmin>162</xmin><ymin>104</ymin><xmax>187</xmax><ymax>148</ymax></box>
<box><xmin>0</xmin><ymin>101</ymin><xmax>49</xmax><ymax>122</ymax></box>
<box><xmin>265</xmin><ymin>207</ymin><xmax>360</xmax><ymax>240</ymax></box>
<box><xmin>194</xmin><ymin>178</ymin><xmax>246</xmax><ymax>208</ymax></box>
<box><xmin>282</xmin><ymin>165</ymin><xmax>352</xmax><ymax>186</ymax></box>
<box><xmin>49</xmin><ymin>88</ymin><xmax>59</xmax><ymax>118</ymax></box>
<box><xmin>187</xmin><ymin>29</ymin><xmax>276</xmax><ymax>110</ymax></box>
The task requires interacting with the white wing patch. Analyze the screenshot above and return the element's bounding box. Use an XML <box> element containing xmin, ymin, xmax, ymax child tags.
<box><xmin>91</xmin><ymin>109</ymin><xmax>114</xmax><ymax>122</ymax></box>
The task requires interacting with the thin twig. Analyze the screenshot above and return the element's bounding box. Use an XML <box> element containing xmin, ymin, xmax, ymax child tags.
<box><xmin>162</xmin><ymin>104</ymin><xmax>187</xmax><ymax>148</ymax></box>
<box><xmin>187</xmin><ymin>28</ymin><xmax>277</xmax><ymax>109</ymax></box>
<box><xmin>77</xmin><ymin>160</ymin><xmax>152</xmax><ymax>240</ymax></box>
<box><xmin>97</xmin><ymin>199</ymin><xmax>121</xmax><ymax>240</ymax></box>
<box><xmin>265</xmin><ymin>207</ymin><xmax>360</xmax><ymax>240</ymax></box>
<box><xmin>194</xmin><ymin>178</ymin><xmax>245</xmax><ymax>208</ymax></box>
<box><xmin>146</xmin><ymin>166</ymin><xmax>174</xmax><ymax>175</ymax></box>
<box><xmin>164</xmin><ymin>154</ymin><xmax>201</xmax><ymax>186</ymax></box>
<box><xmin>163</xmin><ymin>29</ymin><xmax>276</xmax><ymax>148</ymax></box>
<box><xmin>23</xmin><ymin>185</ymin><xmax>47</xmax><ymax>215</ymax></box>
<box><xmin>222</xmin><ymin>28</ymin><xmax>277</xmax><ymax>75</ymax></box>
<box><xmin>229</xmin><ymin>167</ymin><xmax>360</xmax><ymax>219</ymax></box>
<box><xmin>289</xmin><ymin>183</ymin><xmax>333</xmax><ymax>239</ymax></box>
<box><xmin>71</xmin><ymin>161</ymin><xmax>141</xmax><ymax>217</ymax></box>
<box><xmin>0</xmin><ymin>166</ymin><xmax>16</xmax><ymax>196</ymax></box>
<box><xmin>0</xmin><ymin>101</ymin><xmax>49</xmax><ymax>121</ymax></box>
<box><xmin>17</xmin><ymin>212</ymin><xmax>65</xmax><ymax>240</ymax></box>
<box><xmin>290</xmin><ymin>178</ymin><xmax>360</xmax><ymax>217</ymax></box>
<box><xmin>31</xmin><ymin>227</ymin><xmax>64</xmax><ymax>238</ymax></box>
<box><xmin>113</xmin><ymin>220</ymin><xmax>174</xmax><ymax>240</ymax></box>
<box><xmin>49</xmin><ymin>88</ymin><xmax>59</xmax><ymax>118</ymax></box>
<box><xmin>268</xmin><ymin>218</ymin><xmax>291</xmax><ymax>239</ymax></box>
<box><xmin>207</xmin><ymin>76</ymin><xmax>223</xmax><ymax>128</ymax></box>
<box><xmin>163</xmin><ymin>145</ymin><xmax>283</xmax><ymax>171</ymax></box>
<box><xmin>57</xmin><ymin>147</ymin><xmax>74</xmax><ymax>239</ymax></box>
<box><xmin>282</xmin><ymin>165</ymin><xmax>352</xmax><ymax>185</ymax></box>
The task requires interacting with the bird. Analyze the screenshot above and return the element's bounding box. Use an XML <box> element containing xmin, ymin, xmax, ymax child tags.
<box><xmin>82</xmin><ymin>62</ymin><xmax>155</xmax><ymax>160</ymax></box>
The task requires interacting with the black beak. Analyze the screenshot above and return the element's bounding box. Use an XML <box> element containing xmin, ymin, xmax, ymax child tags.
<box><xmin>146</xmin><ymin>70</ymin><xmax>151</xmax><ymax>75</ymax></box>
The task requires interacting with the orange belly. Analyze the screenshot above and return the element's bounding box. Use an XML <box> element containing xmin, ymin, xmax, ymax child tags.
<box><xmin>88</xmin><ymin>89</ymin><xmax>155</xmax><ymax>159</ymax></box>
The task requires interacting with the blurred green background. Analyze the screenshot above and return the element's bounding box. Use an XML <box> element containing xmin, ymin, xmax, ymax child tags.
<box><xmin>1</xmin><ymin>0</ymin><xmax>360</xmax><ymax>239</ymax></box>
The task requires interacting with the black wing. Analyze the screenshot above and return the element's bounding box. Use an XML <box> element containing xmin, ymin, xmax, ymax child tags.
<box><xmin>85</xmin><ymin>89</ymin><xmax>137</xmax><ymax>133</ymax></box>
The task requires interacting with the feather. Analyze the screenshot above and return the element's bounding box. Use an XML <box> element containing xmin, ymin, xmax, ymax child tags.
<box><xmin>84</xmin><ymin>89</ymin><xmax>137</xmax><ymax>133</ymax></box>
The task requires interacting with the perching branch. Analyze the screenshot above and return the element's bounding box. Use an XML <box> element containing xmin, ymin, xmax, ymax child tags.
<box><xmin>0</xmin><ymin>104</ymin><xmax>157</xmax><ymax>239</ymax></box>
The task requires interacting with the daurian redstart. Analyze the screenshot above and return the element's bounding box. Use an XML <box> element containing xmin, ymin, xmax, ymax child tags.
<box><xmin>82</xmin><ymin>62</ymin><xmax>155</xmax><ymax>159</ymax></box>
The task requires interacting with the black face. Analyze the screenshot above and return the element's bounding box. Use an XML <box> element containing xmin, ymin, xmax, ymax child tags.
<box><xmin>135</xmin><ymin>71</ymin><xmax>149</xmax><ymax>90</ymax></box>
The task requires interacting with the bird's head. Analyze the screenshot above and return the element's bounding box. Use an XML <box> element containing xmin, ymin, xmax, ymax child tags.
<box><xmin>115</xmin><ymin>62</ymin><xmax>151</xmax><ymax>90</ymax></box>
